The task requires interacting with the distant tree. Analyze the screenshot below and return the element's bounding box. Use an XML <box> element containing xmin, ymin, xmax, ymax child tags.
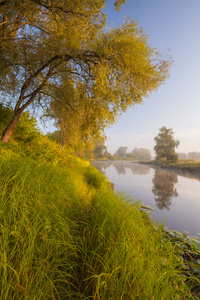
<box><xmin>102</xmin><ymin>150</ymin><xmax>113</xmax><ymax>160</ymax></box>
<box><xmin>188</xmin><ymin>152</ymin><xmax>200</xmax><ymax>161</ymax></box>
<box><xmin>115</xmin><ymin>146</ymin><xmax>128</xmax><ymax>158</ymax></box>
<box><xmin>154</xmin><ymin>126</ymin><xmax>179</xmax><ymax>163</ymax></box>
<box><xmin>178</xmin><ymin>152</ymin><xmax>188</xmax><ymax>160</ymax></box>
<box><xmin>178</xmin><ymin>152</ymin><xmax>200</xmax><ymax>161</ymax></box>
<box><xmin>1</xmin><ymin>0</ymin><xmax>171</xmax><ymax>143</ymax></box>
<box><xmin>93</xmin><ymin>138</ymin><xmax>107</xmax><ymax>159</ymax></box>
<box><xmin>131</xmin><ymin>147</ymin><xmax>151</xmax><ymax>161</ymax></box>
<box><xmin>126</xmin><ymin>147</ymin><xmax>151</xmax><ymax>161</ymax></box>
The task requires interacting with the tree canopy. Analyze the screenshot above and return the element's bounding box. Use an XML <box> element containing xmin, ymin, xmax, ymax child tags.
<box><xmin>1</xmin><ymin>0</ymin><xmax>172</xmax><ymax>143</ymax></box>
<box><xmin>130</xmin><ymin>148</ymin><xmax>151</xmax><ymax>161</ymax></box>
<box><xmin>115</xmin><ymin>146</ymin><xmax>128</xmax><ymax>158</ymax></box>
<box><xmin>154</xmin><ymin>126</ymin><xmax>180</xmax><ymax>163</ymax></box>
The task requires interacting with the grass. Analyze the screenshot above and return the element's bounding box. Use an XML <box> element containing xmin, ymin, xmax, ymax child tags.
<box><xmin>147</xmin><ymin>159</ymin><xmax>200</xmax><ymax>167</ymax></box>
<box><xmin>142</xmin><ymin>159</ymin><xmax>200</xmax><ymax>174</ymax></box>
<box><xmin>0</xmin><ymin>157</ymin><xmax>195</xmax><ymax>299</ymax></box>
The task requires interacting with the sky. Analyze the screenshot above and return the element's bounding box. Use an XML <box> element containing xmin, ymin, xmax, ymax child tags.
<box><xmin>102</xmin><ymin>0</ymin><xmax>200</xmax><ymax>155</ymax></box>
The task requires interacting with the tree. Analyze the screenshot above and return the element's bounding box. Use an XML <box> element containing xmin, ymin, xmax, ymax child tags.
<box><xmin>45</xmin><ymin>79</ymin><xmax>106</xmax><ymax>151</ymax></box>
<box><xmin>154</xmin><ymin>126</ymin><xmax>180</xmax><ymax>163</ymax></box>
<box><xmin>115</xmin><ymin>146</ymin><xmax>128</xmax><ymax>158</ymax></box>
<box><xmin>187</xmin><ymin>152</ymin><xmax>200</xmax><ymax>161</ymax></box>
<box><xmin>1</xmin><ymin>0</ymin><xmax>171</xmax><ymax>143</ymax></box>
<box><xmin>178</xmin><ymin>152</ymin><xmax>200</xmax><ymax>161</ymax></box>
<box><xmin>93</xmin><ymin>138</ymin><xmax>107</xmax><ymax>158</ymax></box>
<box><xmin>178</xmin><ymin>152</ymin><xmax>188</xmax><ymax>160</ymax></box>
<box><xmin>131</xmin><ymin>147</ymin><xmax>151</xmax><ymax>161</ymax></box>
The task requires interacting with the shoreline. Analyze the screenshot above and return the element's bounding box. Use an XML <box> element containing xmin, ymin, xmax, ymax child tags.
<box><xmin>139</xmin><ymin>161</ymin><xmax>200</xmax><ymax>180</ymax></box>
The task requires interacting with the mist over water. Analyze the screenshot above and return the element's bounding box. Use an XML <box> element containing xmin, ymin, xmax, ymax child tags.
<box><xmin>91</xmin><ymin>161</ymin><xmax>200</xmax><ymax>239</ymax></box>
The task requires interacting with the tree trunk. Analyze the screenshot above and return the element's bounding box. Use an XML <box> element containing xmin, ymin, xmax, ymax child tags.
<box><xmin>1</xmin><ymin>109</ymin><xmax>23</xmax><ymax>143</ymax></box>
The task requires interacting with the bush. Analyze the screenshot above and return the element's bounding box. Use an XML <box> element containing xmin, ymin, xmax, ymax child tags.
<box><xmin>0</xmin><ymin>103</ymin><xmax>40</xmax><ymax>143</ymax></box>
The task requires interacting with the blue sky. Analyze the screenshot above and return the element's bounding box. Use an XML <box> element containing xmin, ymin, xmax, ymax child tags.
<box><xmin>103</xmin><ymin>0</ymin><xmax>200</xmax><ymax>155</ymax></box>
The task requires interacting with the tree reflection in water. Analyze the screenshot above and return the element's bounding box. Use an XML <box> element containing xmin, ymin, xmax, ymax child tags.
<box><xmin>127</xmin><ymin>163</ymin><xmax>150</xmax><ymax>176</ymax></box>
<box><xmin>152</xmin><ymin>169</ymin><xmax>178</xmax><ymax>210</ymax></box>
<box><xmin>91</xmin><ymin>161</ymin><xmax>112</xmax><ymax>174</ymax></box>
<box><xmin>112</xmin><ymin>162</ymin><xmax>127</xmax><ymax>175</ymax></box>
<box><xmin>112</xmin><ymin>161</ymin><xmax>150</xmax><ymax>175</ymax></box>
<box><xmin>91</xmin><ymin>161</ymin><xmax>150</xmax><ymax>176</ymax></box>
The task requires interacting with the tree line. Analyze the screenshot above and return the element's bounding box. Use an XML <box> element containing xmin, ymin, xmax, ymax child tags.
<box><xmin>178</xmin><ymin>152</ymin><xmax>200</xmax><ymax>161</ymax></box>
<box><xmin>115</xmin><ymin>146</ymin><xmax>151</xmax><ymax>161</ymax></box>
<box><xmin>82</xmin><ymin>139</ymin><xmax>151</xmax><ymax>161</ymax></box>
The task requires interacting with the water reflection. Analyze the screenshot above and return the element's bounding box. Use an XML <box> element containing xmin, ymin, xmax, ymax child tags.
<box><xmin>90</xmin><ymin>161</ymin><xmax>200</xmax><ymax>238</ymax></box>
<box><xmin>126</xmin><ymin>163</ymin><xmax>150</xmax><ymax>176</ymax></box>
<box><xmin>92</xmin><ymin>161</ymin><xmax>112</xmax><ymax>174</ymax></box>
<box><xmin>112</xmin><ymin>161</ymin><xmax>150</xmax><ymax>175</ymax></box>
<box><xmin>112</xmin><ymin>162</ymin><xmax>127</xmax><ymax>175</ymax></box>
<box><xmin>152</xmin><ymin>169</ymin><xmax>178</xmax><ymax>210</ymax></box>
<box><xmin>92</xmin><ymin>161</ymin><xmax>150</xmax><ymax>176</ymax></box>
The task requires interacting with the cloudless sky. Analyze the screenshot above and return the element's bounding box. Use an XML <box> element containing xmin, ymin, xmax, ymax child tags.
<box><xmin>103</xmin><ymin>0</ymin><xmax>200</xmax><ymax>155</ymax></box>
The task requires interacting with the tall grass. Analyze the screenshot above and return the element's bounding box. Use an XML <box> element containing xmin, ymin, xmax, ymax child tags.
<box><xmin>0</xmin><ymin>158</ymin><xmax>88</xmax><ymax>299</ymax></box>
<box><xmin>78</xmin><ymin>190</ymin><xmax>193</xmax><ymax>299</ymax></box>
<box><xmin>0</xmin><ymin>157</ymin><xmax>193</xmax><ymax>299</ymax></box>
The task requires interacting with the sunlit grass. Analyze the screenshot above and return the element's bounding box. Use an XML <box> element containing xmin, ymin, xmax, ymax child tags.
<box><xmin>0</xmin><ymin>157</ymin><xmax>193</xmax><ymax>299</ymax></box>
<box><xmin>0</xmin><ymin>158</ymin><xmax>89</xmax><ymax>299</ymax></box>
<box><xmin>78</xmin><ymin>190</ymin><xmax>193</xmax><ymax>299</ymax></box>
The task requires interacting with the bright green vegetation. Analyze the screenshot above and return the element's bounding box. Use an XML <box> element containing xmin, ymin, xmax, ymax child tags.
<box><xmin>0</xmin><ymin>114</ymin><xmax>199</xmax><ymax>298</ymax></box>
<box><xmin>172</xmin><ymin>159</ymin><xmax>200</xmax><ymax>169</ymax></box>
<box><xmin>0</xmin><ymin>153</ymin><xmax>198</xmax><ymax>299</ymax></box>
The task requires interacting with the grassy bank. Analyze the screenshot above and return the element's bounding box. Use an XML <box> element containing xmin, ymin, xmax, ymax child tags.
<box><xmin>142</xmin><ymin>159</ymin><xmax>200</xmax><ymax>175</ymax></box>
<box><xmin>1</xmin><ymin>155</ymin><xmax>198</xmax><ymax>299</ymax></box>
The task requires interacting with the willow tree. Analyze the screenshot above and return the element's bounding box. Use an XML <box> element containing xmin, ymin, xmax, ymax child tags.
<box><xmin>46</xmin><ymin>78</ymin><xmax>103</xmax><ymax>151</ymax></box>
<box><xmin>0</xmin><ymin>0</ymin><xmax>171</xmax><ymax>143</ymax></box>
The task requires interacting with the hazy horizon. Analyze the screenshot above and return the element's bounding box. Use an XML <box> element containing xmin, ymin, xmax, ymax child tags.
<box><xmin>103</xmin><ymin>0</ymin><xmax>200</xmax><ymax>155</ymax></box>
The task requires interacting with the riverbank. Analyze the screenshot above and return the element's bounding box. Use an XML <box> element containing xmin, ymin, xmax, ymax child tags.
<box><xmin>140</xmin><ymin>159</ymin><xmax>200</xmax><ymax>179</ymax></box>
<box><xmin>0</xmin><ymin>136</ymin><xmax>200</xmax><ymax>299</ymax></box>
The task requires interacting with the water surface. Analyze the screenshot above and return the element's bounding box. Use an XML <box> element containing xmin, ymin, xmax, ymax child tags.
<box><xmin>91</xmin><ymin>161</ymin><xmax>200</xmax><ymax>238</ymax></box>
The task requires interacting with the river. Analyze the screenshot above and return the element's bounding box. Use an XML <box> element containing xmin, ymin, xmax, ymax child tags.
<box><xmin>90</xmin><ymin>160</ymin><xmax>200</xmax><ymax>239</ymax></box>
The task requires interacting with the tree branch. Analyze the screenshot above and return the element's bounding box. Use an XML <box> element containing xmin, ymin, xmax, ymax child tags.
<box><xmin>30</xmin><ymin>0</ymin><xmax>86</xmax><ymax>17</ymax></box>
<box><xmin>0</xmin><ymin>0</ymin><xmax>6</xmax><ymax>7</ymax></box>
<box><xmin>40</xmin><ymin>91</ymin><xmax>79</xmax><ymax>114</ymax></box>
<box><xmin>15</xmin><ymin>55</ymin><xmax>66</xmax><ymax>111</ymax></box>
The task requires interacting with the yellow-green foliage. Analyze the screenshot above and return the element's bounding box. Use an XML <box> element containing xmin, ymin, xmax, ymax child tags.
<box><xmin>0</xmin><ymin>134</ymin><xmax>89</xmax><ymax>167</ymax></box>
<box><xmin>1</xmin><ymin>0</ymin><xmax>171</xmax><ymax>144</ymax></box>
